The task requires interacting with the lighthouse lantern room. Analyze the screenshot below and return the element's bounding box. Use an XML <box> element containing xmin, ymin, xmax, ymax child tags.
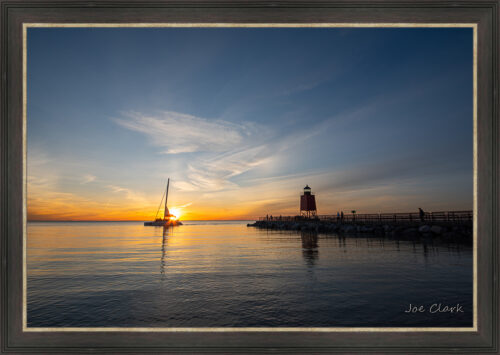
<box><xmin>300</xmin><ymin>185</ymin><xmax>317</xmax><ymax>218</ymax></box>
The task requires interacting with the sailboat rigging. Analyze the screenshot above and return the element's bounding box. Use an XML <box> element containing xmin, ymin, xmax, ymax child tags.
<box><xmin>144</xmin><ymin>178</ymin><xmax>182</xmax><ymax>226</ymax></box>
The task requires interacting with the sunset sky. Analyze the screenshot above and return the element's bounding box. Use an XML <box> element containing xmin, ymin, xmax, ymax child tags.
<box><xmin>27</xmin><ymin>27</ymin><xmax>473</xmax><ymax>221</ymax></box>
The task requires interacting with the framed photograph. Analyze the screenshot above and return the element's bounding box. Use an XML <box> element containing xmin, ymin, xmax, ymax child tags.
<box><xmin>1</xmin><ymin>1</ymin><xmax>498</xmax><ymax>353</ymax></box>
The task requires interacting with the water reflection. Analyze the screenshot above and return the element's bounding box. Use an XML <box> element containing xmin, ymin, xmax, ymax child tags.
<box><xmin>160</xmin><ymin>226</ymin><xmax>170</xmax><ymax>276</ymax></box>
<box><xmin>27</xmin><ymin>221</ymin><xmax>473</xmax><ymax>327</ymax></box>
<box><xmin>423</xmin><ymin>242</ymin><xmax>428</xmax><ymax>258</ymax></box>
<box><xmin>301</xmin><ymin>230</ymin><xmax>319</xmax><ymax>266</ymax></box>
<box><xmin>256</xmin><ymin>228</ymin><xmax>470</xmax><ymax>268</ymax></box>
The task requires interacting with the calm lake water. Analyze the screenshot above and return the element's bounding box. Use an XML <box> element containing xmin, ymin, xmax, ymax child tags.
<box><xmin>27</xmin><ymin>221</ymin><xmax>473</xmax><ymax>327</ymax></box>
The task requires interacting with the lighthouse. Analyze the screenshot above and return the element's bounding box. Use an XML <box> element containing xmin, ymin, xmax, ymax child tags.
<box><xmin>300</xmin><ymin>185</ymin><xmax>317</xmax><ymax>218</ymax></box>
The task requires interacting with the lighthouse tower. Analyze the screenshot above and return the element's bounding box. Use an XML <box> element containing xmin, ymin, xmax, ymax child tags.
<box><xmin>300</xmin><ymin>185</ymin><xmax>317</xmax><ymax>218</ymax></box>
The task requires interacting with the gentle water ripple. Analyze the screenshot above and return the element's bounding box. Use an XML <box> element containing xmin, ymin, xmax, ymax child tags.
<box><xmin>27</xmin><ymin>221</ymin><xmax>472</xmax><ymax>327</ymax></box>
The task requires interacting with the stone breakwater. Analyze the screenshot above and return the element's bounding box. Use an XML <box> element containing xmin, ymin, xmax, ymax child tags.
<box><xmin>247</xmin><ymin>220</ymin><xmax>472</xmax><ymax>242</ymax></box>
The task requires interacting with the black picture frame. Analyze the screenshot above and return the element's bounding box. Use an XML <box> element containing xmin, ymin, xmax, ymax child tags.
<box><xmin>1</xmin><ymin>1</ymin><xmax>498</xmax><ymax>353</ymax></box>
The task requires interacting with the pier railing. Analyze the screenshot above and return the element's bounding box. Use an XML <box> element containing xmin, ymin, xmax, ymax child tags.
<box><xmin>259</xmin><ymin>210</ymin><xmax>472</xmax><ymax>224</ymax></box>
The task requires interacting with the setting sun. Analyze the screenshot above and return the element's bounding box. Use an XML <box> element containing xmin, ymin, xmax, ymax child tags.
<box><xmin>169</xmin><ymin>208</ymin><xmax>181</xmax><ymax>220</ymax></box>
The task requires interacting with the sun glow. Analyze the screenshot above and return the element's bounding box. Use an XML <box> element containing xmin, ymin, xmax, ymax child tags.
<box><xmin>169</xmin><ymin>208</ymin><xmax>182</xmax><ymax>220</ymax></box>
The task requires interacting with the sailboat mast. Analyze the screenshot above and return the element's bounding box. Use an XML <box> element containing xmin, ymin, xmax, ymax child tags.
<box><xmin>164</xmin><ymin>178</ymin><xmax>170</xmax><ymax>219</ymax></box>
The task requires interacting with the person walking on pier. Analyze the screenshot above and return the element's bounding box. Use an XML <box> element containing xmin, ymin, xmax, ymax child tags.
<box><xmin>340</xmin><ymin>211</ymin><xmax>344</xmax><ymax>223</ymax></box>
<box><xmin>419</xmin><ymin>208</ymin><xmax>425</xmax><ymax>222</ymax></box>
<box><xmin>337</xmin><ymin>211</ymin><xmax>340</xmax><ymax>222</ymax></box>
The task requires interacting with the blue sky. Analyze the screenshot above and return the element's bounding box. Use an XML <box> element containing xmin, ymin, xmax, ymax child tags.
<box><xmin>27</xmin><ymin>27</ymin><xmax>473</xmax><ymax>220</ymax></box>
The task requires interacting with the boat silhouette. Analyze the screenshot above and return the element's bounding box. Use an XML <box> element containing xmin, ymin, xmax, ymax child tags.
<box><xmin>144</xmin><ymin>178</ymin><xmax>182</xmax><ymax>226</ymax></box>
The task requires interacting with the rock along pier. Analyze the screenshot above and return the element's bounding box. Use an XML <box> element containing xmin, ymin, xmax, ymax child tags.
<box><xmin>248</xmin><ymin>211</ymin><xmax>473</xmax><ymax>243</ymax></box>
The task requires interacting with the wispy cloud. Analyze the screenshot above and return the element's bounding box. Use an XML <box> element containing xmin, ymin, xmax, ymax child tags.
<box><xmin>106</xmin><ymin>184</ymin><xmax>147</xmax><ymax>203</ymax></box>
<box><xmin>173</xmin><ymin>105</ymin><xmax>364</xmax><ymax>193</ymax></box>
<box><xmin>176</xmin><ymin>202</ymin><xmax>192</xmax><ymax>208</ymax></box>
<box><xmin>114</xmin><ymin>110</ymin><xmax>277</xmax><ymax>192</ymax></box>
<box><xmin>319</xmin><ymin>151</ymin><xmax>471</xmax><ymax>193</ymax></box>
<box><xmin>81</xmin><ymin>174</ymin><xmax>96</xmax><ymax>184</ymax></box>
<box><xmin>114</xmin><ymin>111</ymin><xmax>255</xmax><ymax>154</ymax></box>
<box><xmin>178</xmin><ymin>144</ymin><xmax>273</xmax><ymax>192</ymax></box>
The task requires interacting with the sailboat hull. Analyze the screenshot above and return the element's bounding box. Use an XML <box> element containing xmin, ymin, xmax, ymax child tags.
<box><xmin>144</xmin><ymin>219</ymin><xmax>182</xmax><ymax>226</ymax></box>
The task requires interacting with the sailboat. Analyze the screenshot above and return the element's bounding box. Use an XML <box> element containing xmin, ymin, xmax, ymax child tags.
<box><xmin>144</xmin><ymin>178</ymin><xmax>182</xmax><ymax>226</ymax></box>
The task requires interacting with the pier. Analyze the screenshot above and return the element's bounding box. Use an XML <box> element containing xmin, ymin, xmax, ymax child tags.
<box><xmin>258</xmin><ymin>210</ymin><xmax>472</xmax><ymax>224</ymax></box>
<box><xmin>249</xmin><ymin>186</ymin><xmax>472</xmax><ymax>242</ymax></box>
<box><xmin>248</xmin><ymin>210</ymin><xmax>473</xmax><ymax>242</ymax></box>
